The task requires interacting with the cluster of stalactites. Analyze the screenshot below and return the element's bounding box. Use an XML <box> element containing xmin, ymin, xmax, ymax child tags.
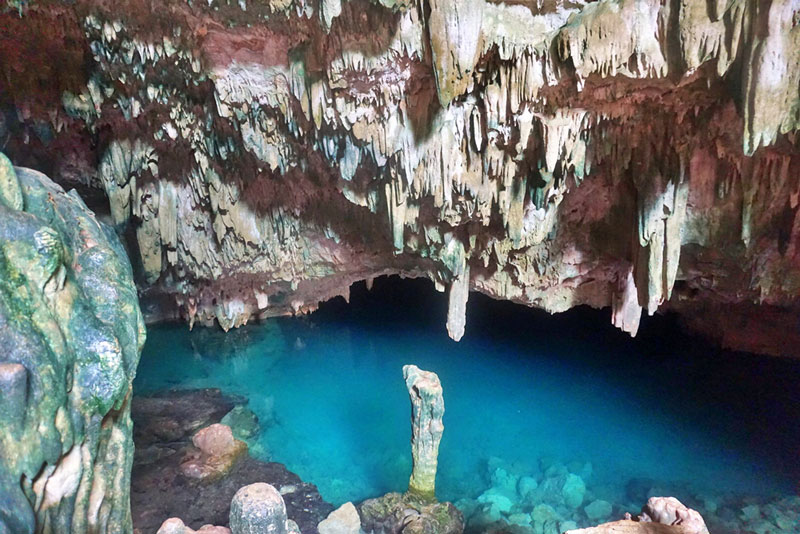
<box><xmin>74</xmin><ymin>0</ymin><xmax>799</xmax><ymax>338</ymax></box>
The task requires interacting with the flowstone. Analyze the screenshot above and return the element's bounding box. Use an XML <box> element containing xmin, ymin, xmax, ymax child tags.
<box><xmin>0</xmin><ymin>153</ymin><xmax>146</xmax><ymax>533</ymax></box>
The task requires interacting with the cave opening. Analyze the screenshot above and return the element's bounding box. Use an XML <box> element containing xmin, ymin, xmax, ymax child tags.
<box><xmin>133</xmin><ymin>276</ymin><xmax>800</xmax><ymax>533</ymax></box>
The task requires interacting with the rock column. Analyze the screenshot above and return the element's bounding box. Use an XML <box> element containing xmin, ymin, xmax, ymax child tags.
<box><xmin>403</xmin><ymin>365</ymin><xmax>445</xmax><ymax>501</ymax></box>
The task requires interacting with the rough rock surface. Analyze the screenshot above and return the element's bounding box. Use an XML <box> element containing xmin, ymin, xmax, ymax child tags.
<box><xmin>2</xmin><ymin>1</ymin><xmax>800</xmax><ymax>356</ymax></box>
<box><xmin>157</xmin><ymin>517</ymin><xmax>232</xmax><ymax>534</ymax></box>
<box><xmin>638</xmin><ymin>497</ymin><xmax>708</xmax><ymax>534</ymax></box>
<box><xmin>131</xmin><ymin>389</ymin><xmax>333</xmax><ymax>534</ymax></box>
<box><xmin>230</xmin><ymin>483</ymin><xmax>299</xmax><ymax>534</ymax></box>
<box><xmin>403</xmin><ymin>364</ymin><xmax>445</xmax><ymax>501</ymax></box>
<box><xmin>358</xmin><ymin>492</ymin><xmax>463</xmax><ymax>534</ymax></box>
<box><xmin>565</xmin><ymin>519</ymin><xmax>701</xmax><ymax>534</ymax></box>
<box><xmin>180</xmin><ymin>423</ymin><xmax>249</xmax><ymax>482</ymax></box>
<box><xmin>0</xmin><ymin>154</ymin><xmax>146</xmax><ymax>533</ymax></box>
<box><xmin>317</xmin><ymin>502</ymin><xmax>363</xmax><ymax>534</ymax></box>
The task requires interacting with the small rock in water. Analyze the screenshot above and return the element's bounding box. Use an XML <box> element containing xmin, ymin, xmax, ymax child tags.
<box><xmin>317</xmin><ymin>502</ymin><xmax>362</xmax><ymax>534</ymax></box>
<box><xmin>518</xmin><ymin>476</ymin><xmax>538</xmax><ymax>499</ymax></box>
<box><xmin>507</xmin><ymin>512</ymin><xmax>531</xmax><ymax>526</ymax></box>
<box><xmin>531</xmin><ymin>504</ymin><xmax>560</xmax><ymax>534</ymax></box>
<box><xmin>584</xmin><ymin>500</ymin><xmax>612</xmax><ymax>521</ymax></box>
<box><xmin>477</xmin><ymin>488</ymin><xmax>513</xmax><ymax>514</ymax></box>
<box><xmin>180</xmin><ymin>423</ymin><xmax>248</xmax><ymax>482</ymax></box>
<box><xmin>741</xmin><ymin>504</ymin><xmax>761</xmax><ymax>522</ymax></box>
<box><xmin>230</xmin><ymin>483</ymin><xmax>292</xmax><ymax>534</ymax></box>
<box><xmin>491</xmin><ymin>467</ymin><xmax>519</xmax><ymax>496</ymax></box>
<box><xmin>221</xmin><ymin>405</ymin><xmax>261</xmax><ymax>440</ymax></box>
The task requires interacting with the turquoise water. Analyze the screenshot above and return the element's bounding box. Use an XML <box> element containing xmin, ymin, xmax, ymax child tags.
<box><xmin>134</xmin><ymin>278</ymin><xmax>799</xmax><ymax>528</ymax></box>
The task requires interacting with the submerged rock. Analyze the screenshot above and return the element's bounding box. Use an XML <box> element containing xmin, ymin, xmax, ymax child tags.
<box><xmin>222</xmin><ymin>405</ymin><xmax>262</xmax><ymax>440</ymax></box>
<box><xmin>403</xmin><ymin>365</ymin><xmax>445</xmax><ymax>501</ymax></box>
<box><xmin>585</xmin><ymin>500</ymin><xmax>613</xmax><ymax>522</ymax></box>
<box><xmin>562</xmin><ymin>473</ymin><xmax>587</xmax><ymax>509</ymax></box>
<box><xmin>0</xmin><ymin>156</ymin><xmax>146</xmax><ymax>533</ymax></box>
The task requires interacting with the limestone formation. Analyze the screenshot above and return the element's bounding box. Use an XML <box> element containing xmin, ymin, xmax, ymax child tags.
<box><xmin>2</xmin><ymin>2</ymin><xmax>800</xmax><ymax>355</ymax></box>
<box><xmin>317</xmin><ymin>502</ymin><xmax>363</xmax><ymax>534</ymax></box>
<box><xmin>229</xmin><ymin>483</ymin><xmax>300</xmax><ymax>534</ymax></box>
<box><xmin>0</xmin><ymin>154</ymin><xmax>146</xmax><ymax>533</ymax></box>
<box><xmin>403</xmin><ymin>365</ymin><xmax>445</xmax><ymax>501</ymax></box>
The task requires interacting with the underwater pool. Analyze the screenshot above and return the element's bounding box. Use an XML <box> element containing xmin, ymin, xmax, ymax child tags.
<box><xmin>135</xmin><ymin>278</ymin><xmax>800</xmax><ymax>531</ymax></box>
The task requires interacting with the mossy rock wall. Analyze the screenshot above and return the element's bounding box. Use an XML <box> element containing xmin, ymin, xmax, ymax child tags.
<box><xmin>0</xmin><ymin>153</ymin><xmax>146</xmax><ymax>534</ymax></box>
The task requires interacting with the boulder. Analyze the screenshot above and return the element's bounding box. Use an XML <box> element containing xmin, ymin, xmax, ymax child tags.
<box><xmin>193</xmin><ymin>424</ymin><xmax>238</xmax><ymax>457</ymax></box>
<box><xmin>562</xmin><ymin>474</ymin><xmax>586</xmax><ymax>509</ymax></box>
<box><xmin>639</xmin><ymin>497</ymin><xmax>708</xmax><ymax>534</ymax></box>
<box><xmin>230</xmin><ymin>483</ymin><xmax>294</xmax><ymax>534</ymax></box>
<box><xmin>180</xmin><ymin>424</ymin><xmax>248</xmax><ymax>482</ymax></box>
<box><xmin>318</xmin><ymin>502</ymin><xmax>362</xmax><ymax>534</ymax></box>
<box><xmin>585</xmin><ymin>500</ymin><xmax>613</xmax><ymax>522</ymax></box>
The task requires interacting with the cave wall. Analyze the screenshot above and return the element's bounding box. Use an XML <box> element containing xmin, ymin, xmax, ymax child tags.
<box><xmin>0</xmin><ymin>154</ymin><xmax>146</xmax><ymax>534</ymax></box>
<box><xmin>1</xmin><ymin>0</ymin><xmax>799</xmax><ymax>355</ymax></box>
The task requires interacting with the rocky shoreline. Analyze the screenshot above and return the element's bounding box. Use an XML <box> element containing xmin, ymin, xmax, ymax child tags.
<box><xmin>130</xmin><ymin>389</ymin><xmax>334</xmax><ymax>534</ymax></box>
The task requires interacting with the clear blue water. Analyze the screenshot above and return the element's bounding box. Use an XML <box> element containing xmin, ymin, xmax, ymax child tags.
<box><xmin>134</xmin><ymin>278</ymin><xmax>800</xmax><ymax>525</ymax></box>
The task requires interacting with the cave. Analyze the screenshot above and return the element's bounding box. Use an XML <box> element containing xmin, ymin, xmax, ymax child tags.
<box><xmin>1</xmin><ymin>1</ymin><xmax>799</xmax><ymax>534</ymax></box>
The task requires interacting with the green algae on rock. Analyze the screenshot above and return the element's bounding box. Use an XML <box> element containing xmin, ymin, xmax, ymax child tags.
<box><xmin>0</xmin><ymin>153</ymin><xmax>146</xmax><ymax>534</ymax></box>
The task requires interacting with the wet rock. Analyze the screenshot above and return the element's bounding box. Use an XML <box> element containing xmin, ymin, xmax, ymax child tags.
<box><xmin>222</xmin><ymin>405</ymin><xmax>261</xmax><ymax>440</ymax></box>
<box><xmin>133</xmin><ymin>389</ymin><xmax>237</xmax><ymax>447</ymax></box>
<box><xmin>358</xmin><ymin>492</ymin><xmax>463</xmax><ymax>534</ymax></box>
<box><xmin>403</xmin><ymin>365</ymin><xmax>445</xmax><ymax>501</ymax></box>
<box><xmin>180</xmin><ymin>424</ymin><xmax>248</xmax><ymax>482</ymax></box>
<box><xmin>230</xmin><ymin>483</ymin><xmax>296</xmax><ymax>534</ymax></box>
<box><xmin>317</xmin><ymin>502</ymin><xmax>363</xmax><ymax>534</ymax></box>
<box><xmin>639</xmin><ymin>497</ymin><xmax>708</xmax><ymax>534</ymax></box>
<box><xmin>131</xmin><ymin>390</ymin><xmax>333</xmax><ymax>534</ymax></box>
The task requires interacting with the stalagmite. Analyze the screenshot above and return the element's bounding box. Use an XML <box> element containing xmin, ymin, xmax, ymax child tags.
<box><xmin>403</xmin><ymin>364</ymin><xmax>445</xmax><ymax>501</ymax></box>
